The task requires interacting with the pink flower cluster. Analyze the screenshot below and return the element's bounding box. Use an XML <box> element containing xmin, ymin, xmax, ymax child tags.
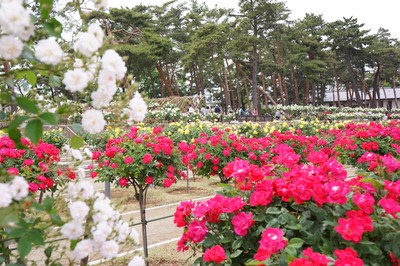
<box><xmin>0</xmin><ymin>136</ymin><xmax>64</xmax><ymax>193</ymax></box>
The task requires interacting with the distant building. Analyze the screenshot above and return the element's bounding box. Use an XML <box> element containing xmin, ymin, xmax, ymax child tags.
<box><xmin>324</xmin><ymin>87</ymin><xmax>400</xmax><ymax>109</ymax></box>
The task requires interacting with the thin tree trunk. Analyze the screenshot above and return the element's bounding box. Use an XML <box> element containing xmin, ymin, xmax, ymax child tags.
<box><xmin>277</xmin><ymin>73</ymin><xmax>285</xmax><ymax>105</ymax></box>
<box><xmin>235</xmin><ymin>63</ymin><xmax>242</xmax><ymax>108</ymax></box>
<box><xmin>333</xmin><ymin>63</ymin><xmax>341</xmax><ymax>107</ymax></box>
<box><xmin>251</xmin><ymin>44</ymin><xmax>260</xmax><ymax>112</ymax></box>
<box><xmin>156</xmin><ymin>63</ymin><xmax>174</xmax><ymax>96</ymax></box>
<box><xmin>138</xmin><ymin>187</ymin><xmax>149</xmax><ymax>265</ymax></box>
<box><xmin>225</xmin><ymin>58</ymin><xmax>235</xmax><ymax>109</ymax></box>
<box><xmin>282</xmin><ymin>75</ymin><xmax>289</xmax><ymax>105</ymax></box>
<box><xmin>272</xmin><ymin>73</ymin><xmax>277</xmax><ymax>102</ymax></box>
<box><xmin>393</xmin><ymin>73</ymin><xmax>398</xmax><ymax>108</ymax></box>
<box><xmin>260</xmin><ymin>69</ymin><xmax>269</xmax><ymax>108</ymax></box>
<box><xmin>290</xmin><ymin>64</ymin><xmax>300</xmax><ymax>104</ymax></box>
<box><xmin>305</xmin><ymin>79</ymin><xmax>310</xmax><ymax>105</ymax></box>
<box><xmin>344</xmin><ymin>52</ymin><xmax>362</xmax><ymax>106</ymax></box>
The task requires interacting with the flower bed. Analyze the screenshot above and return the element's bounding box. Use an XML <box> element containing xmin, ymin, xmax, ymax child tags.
<box><xmin>175</xmin><ymin>121</ymin><xmax>400</xmax><ymax>265</ymax></box>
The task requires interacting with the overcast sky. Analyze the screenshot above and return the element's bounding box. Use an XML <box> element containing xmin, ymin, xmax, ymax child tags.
<box><xmin>109</xmin><ymin>0</ymin><xmax>400</xmax><ymax>39</ymax></box>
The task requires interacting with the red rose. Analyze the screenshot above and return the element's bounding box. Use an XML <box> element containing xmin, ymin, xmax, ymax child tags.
<box><xmin>145</xmin><ymin>176</ymin><xmax>154</xmax><ymax>185</ymax></box>
<box><xmin>124</xmin><ymin>156</ymin><xmax>134</xmax><ymax>164</ymax></box>
<box><xmin>203</xmin><ymin>245</ymin><xmax>226</xmax><ymax>264</ymax></box>
<box><xmin>119</xmin><ymin>177</ymin><xmax>129</xmax><ymax>187</ymax></box>
<box><xmin>142</xmin><ymin>154</ymin><xmax>153</xmax><ymax>164</ymax></box>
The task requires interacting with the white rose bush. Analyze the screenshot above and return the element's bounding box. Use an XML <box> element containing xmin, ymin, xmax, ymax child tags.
<box><xmin>0</xmin><ymin>0</ymin><xmax>147</xmax><ymax>265</ymax></box>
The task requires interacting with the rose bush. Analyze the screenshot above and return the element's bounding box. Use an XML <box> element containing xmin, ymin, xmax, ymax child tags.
<box><xmin>175</xmin><ymin>122</ymin><xmax>400</xmax><ymax>265</ymax></box>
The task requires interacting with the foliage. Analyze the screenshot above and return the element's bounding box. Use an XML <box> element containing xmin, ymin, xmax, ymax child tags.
<box><xmin>41</xmin><ymin>128</ymin><xmax>68</xmax><ymax>149</ymax></box>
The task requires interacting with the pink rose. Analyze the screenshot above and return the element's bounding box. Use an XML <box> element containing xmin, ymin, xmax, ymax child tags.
<box><xmin>232</xmin><ymin>212</ymin><xmax>254</xmax><ymax>236</ymax></box>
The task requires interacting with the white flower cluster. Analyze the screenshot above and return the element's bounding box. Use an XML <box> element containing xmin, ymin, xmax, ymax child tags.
<box><xmin>123</xmin><ymin>91</ymin><xmax>148</xmax><ymax>124</ymax></box>
<box><xmin>0</xmin><ymin>0</ymin><xmax>33</xmax><ymax>60</ymax></box>
<box><xmin>0</xmin><ymin>176</ymin><xmax>29</xmax><ymax>208</ymax></box>
<box><xmin>60</xmin><ymin>180</ymin><xmax>140</xmax><ymax>261</ymax></box>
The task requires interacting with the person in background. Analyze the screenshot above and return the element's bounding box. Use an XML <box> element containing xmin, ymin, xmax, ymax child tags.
<box><xmin>252</xmin><ymin>108</ymin><xmax>258</xmax><ymax>116</ymax></box>
<box><xmin>275</xmin><ymin>110</ymin><xmax>281</xmax><ymax>120</ymax></box>
<box><xmin>188</xmin><ymin>104</ymin><xmax>195</xmax><ymax>114</ymax></box>
<box><xmin>238</xmin><ymin>107</ymin><xmax>244</xmax><ymax>116</ymax></box>
<box><xmin>200</xmin><ymin>105</ymin><xmax>207</xmax><ymax>116</ymax></box>
<box><xmin>214</xmin><ymin>105</ymin><xmax>221</xmax><ymax>114</ymax></box>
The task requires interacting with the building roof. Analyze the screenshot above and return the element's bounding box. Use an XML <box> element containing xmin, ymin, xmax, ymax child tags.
<box><xmin>324</xmin><ymin>87</ymin><xmax>400</xmax><ymax>102</ymax></box>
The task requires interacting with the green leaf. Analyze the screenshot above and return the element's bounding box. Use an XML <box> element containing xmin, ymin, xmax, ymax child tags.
<box><xmin>26</xmin><ymin>71</ymin><xmax>37</xmax><ymax>87</ymax></box>
<box><xmin>39</xmin><ymin>112</ymin><xmax>58</xmax><ymax>125</ymax></box>
<box><xmin>267</xmin><ymin>207</ymin><xmax>282</xmax><ymax>215</ymax></box>
<box><xmin>25</xmin><ymin>119</ymin><xmax>43</xmax><ymax>144</ymax></box>
<box><xmin>42</xmin><ymin>196</ymin><xmax>53</xmax><ymax>212</ymax></box>
<box><xmin>230</xmin><ymin>249</ymin><xmax>243</xmax><ymax>258</ymax></box>
<box><xmin>16</xmin><ymin>97</ymin><xmax>40</xmax><ymax>114</ymax></box>
<box><xmin>44</xmin><ymin>18</ymin><xmax>62</xmax><ymax>38</ymax></box>
<box><xmin>39</xmin><ymin>0</ymin><xmax>53</xmax><ymax>19</ymax></box>
<box><xmin>70</xmin><ymin>135</ymin><xmax>84</xmax><ymax>149</ymax></box>
<box><xmin>288</xmin><ymin>238</ymin><xmax>304</xmax><ymax>249</ymax></box>
<box><xmin>49</xmin><ymin>74</ymin><xmax>61</xmax><ymax>87</ymax></box>
<box><xmin>7</xmin><ymin>127</ymin><xmax>22</xmax><ymax>148</ymax></box>
<box><xmin>44</xmin><ymin>246</ymin><xmax>53</xmax><ymax>258</ymax></box>
<box><xmin>18</xmin><ymin>236</ymin><xmax>32</xmax><ymax>259</ymax></box>
<box><xmin>232</xmin><ymin>238</ymin><xmax>243</xmax><ymax>249</ymax></box>
<box><xmin>8</xmin><ymin>115</ymin><xmax>30</xmax><ymax>130</ymax></box>
<box><xmin>360</xmin><ymin>178</ymin><xmax>383</xmax><ymax>190</ymax></box>
<box><xmin>28</xmin><ymin>229</ymin><xmax>44</xmax><ymax>245</ymax></box>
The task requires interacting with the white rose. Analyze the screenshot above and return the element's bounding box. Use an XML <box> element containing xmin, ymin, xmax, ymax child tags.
<box><xmin>101</xmin><ymin>49</ymin><xmax>127</xmax><ymax>80</ymax></box>
<box><xmin>62</xmin><ymin>68</ymin><xmax>89</xmax><ymax>93</ymax></box>
<box><xmin>0</xmin><ymin>35</ymin><xmax>23</xmax><ymax>60</ymax></box>
<box><xmin>60</xmin><ymin>221</ymin><xmax>85</xmax><ymax>240</ymax></box>
<box><xmin>127</xmin><ymin>91</ymin><xmax>148</xmax><ymax>123</ymax></box>
<box><xmin>0</xmin><ymin>183</ymin><xmax>12</xmax><ymax>208</ymax></box>
<box><xmin>69</xmin><ymin>201</ymin><xmax>89</xmax><ymax>221</ymax></box>
<box><xmin>100</xmin><ymin>240</ymin><xmax>119</xmax><ymax>259</ymax></box>
<box><xmin>34</xmin><ymin>37</ymin><xmax>63</xmax><ymax>65</ymax></box>
<box><xmin>9</xmin><ymin>175</ymin><xmax>29</xmax><ymax>201</ymax></box>
<box><xmin>73</xmin><ymin>239</ymin><xmax>94</xmax><ymax>260</ymax></box>
<box><xmin>81</xmin><ymin>109</ymin><xmax>106</xmax><ymax>134</ymax></box>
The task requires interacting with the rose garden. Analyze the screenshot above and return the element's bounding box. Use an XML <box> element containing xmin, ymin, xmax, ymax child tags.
<box><xmin>1</xmin><ymin>0</ymin><xmax>400</xmax><ymax>266</ymax></box>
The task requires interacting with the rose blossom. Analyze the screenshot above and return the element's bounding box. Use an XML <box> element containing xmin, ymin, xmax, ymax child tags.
<box><xmin>142</xmin><ymin>153</ymin><xmax>153</xmax><ymax>164</ymax></box>
<box><xmin>81</xmin><ymin>109</ymin><xmax>106</xmax><ymax>134</ymax></box>
<box><xmin>231</xmin><ymin>212</ymin><xmax>254</xmax><ymax>236</ymax></box>
<box><xmin>203</xmin><ymin>245</ymin><xmax>226</xmax><ymax>264</ymax></box>
<box><xmin>34</xmin><ymin>37</ymin><xmax>63</xmax><ymax>65</ymax></box>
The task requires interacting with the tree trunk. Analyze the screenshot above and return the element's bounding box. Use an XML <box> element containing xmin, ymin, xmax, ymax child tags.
<box><xmin>222</xmin><ymin>60</ymin><xmax>231</xmax><ymax>109</ymax></box>
<box><xmin>282</xmin><ymin>75</ymin><xmax>289</xmax><ymax>105</ymax></box>
<box><xmin>138</xmin><ymin>186</ymin><xmax>149</xmax><ymax>265</ymax></box>
<box><xmin>290</xmin><ymin>64</ymin><xmax>300</xmax><ymax>104</ymax></box>
<box><xmin>394</xmin><ymin>73</ymin><xmax>399</xmax><ymax>108</ymax></box>
<box><xmin>260</xmin><ymin>69</ymin><xmax>269</xmax><ymax>108</ymax></box>
<box><xmin>272</xmin><ymin>73</ymin><xmax>277</xmax><ymax>102</ymax></box>
<box><xmin>344</xmin><ymin>52</ymin><xmax>362</xmax><ymax>106</ymax></box>
<box><xmin>305</xmin><ymin>79</ymin><xmax>310</xmax><ymax>105</ymax></box>
<box><xmin>225</xmin><ymin>58</ymin><xmax>235</xmax><ymax>109</ymax></box>
<box><xmin>333</xmin><ymin>63</ymin><xmax>341</xmax><ymax>108</ymax></box>
<box><xmin>156</xmin><ymin>63</ymin><xmax>174</xmax><ymax>96</ymax></box>
<box><xmin>235</xmin><ymin>63</ymin><xmax>242</xmax><ymax>108</ymax></box>
<box><xmin>277</xmin><ymin>72</ymin><xmax>285</xmax><ymax>105</ymax></box>
<box><xmin>251</xmin><ymin>44</ymin><xmax>260</xmax><ymax>112</ymax></box>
